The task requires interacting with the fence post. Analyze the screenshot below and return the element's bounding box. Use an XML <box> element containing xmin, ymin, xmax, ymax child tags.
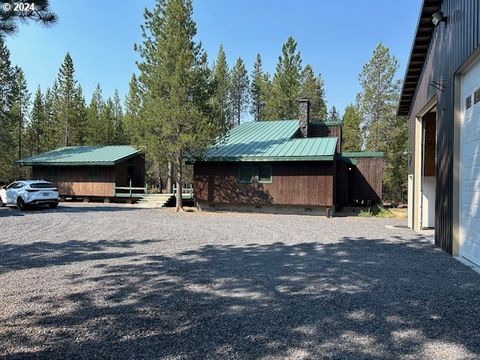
<box><xmin>129</xmin><ymin>178</ymin><xmax>132</xmax><ymax>198</ymax></box>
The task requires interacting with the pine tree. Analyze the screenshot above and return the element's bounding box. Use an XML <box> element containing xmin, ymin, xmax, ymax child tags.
<box><xmin>356</xmin><ymin>43</ymin><xmax>400</xmax><ymax>152</ymax></box>
<box><xmin>0</xmin><ymin>39</ymin><xmax>18</xmax><ymax>180</ymax></box>
<box><xmin>10</xmin><ymin>68</ymin><xmax>30</xmax><ymax>162</ymax></box>
<box><xmin>265</xmin><ymin>36</ymin><xmax>302</xmax><ymax>120</ymax></box>
<box><xmin>356</xmin><ymin>43</ymin><xmax>405</xmax><ymax>201</ymax></box>
<box><xmin>85</xmin><ymin>84</ymin><xmax>104</xmax><ymax>145</ymax></box>
<box><xmin>327</xmin><ymin>106</ymin><xmax>340</xmax><ymax>122</ymax></box>
<box><xmin>56</xmin><ymin>52</ymin><xmax>80</xmax><ymax>146</ymax></box>
<box><xmin>211</xmin><ymin>45</ymin><xmax>231</xmax><ymax>134</ymax></box>
<box><xmin>341</xmin><ymin>104</ymin><xmax>362</xmax><ymax>152</ymax></box>
<box><xmin>229</xmin><ymin>57</ymin><xmax>249</xmax><ymax>126</ymax></box>
<box><xmin>299</xmin><ymin>65</ymin><xmax>327</xmax><ymax>120</ymax></box>
<box><xmin>137</xmin><ymin>0</ymin><xmax>216</xmax><ymax>211</ymax></box>
<box><xmin>250</xmin><ymin>53</ymin><xmax>270</xmax><ymax>121</ymax></box>
<box><xmin>71</xmin><ymin>85</ymin><xmax>87</xmax><ymax>145</ymax></box>
<box><xmin>42</xmin><ymin>84</ymin><xmax>60</xmax><ymax>150</ymax></box>
<box><xmin>26</xmin><ymin>87</ymin><xmax>45</xmax><ymax>155</ymax></box>
<box><xmin>124</xmin><ymin>74</ymin><xmax>142</xmax><ymax>144</ymax></box>
<box><xmin>112</xmin><ymin>89</ymin><xmax>125</xmax><ymax>144</ymax></box>
<box><xmin>0</xmin><ymin>0</ymin><xmax>57</xmax><ymax>35</ymax></box>
<box><xmin>100</xmin><ymin>98</ymin><xmax>115</xmax><ymax>145</ymax></box>
<box><xmin>384</xmin><ymin>116</ymin><xmax>408</xmax><ymax>202</ymax></box>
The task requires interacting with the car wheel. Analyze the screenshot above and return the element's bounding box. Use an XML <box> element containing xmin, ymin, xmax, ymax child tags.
<box><xmin>49</xmin><ymin>202</ymin><xmax>58</xmax><ymax>209</ymax></box>
<box><xmin>17</xmin><ymin>197</ymin><xmax>27</xmax><ymax>210</ymax></box>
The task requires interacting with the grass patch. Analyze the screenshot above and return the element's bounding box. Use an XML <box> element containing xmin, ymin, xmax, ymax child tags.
<box><xmin>358</xmin><ymin>206</ymin><xmax>395</xmax><ymax>218</ymax></box>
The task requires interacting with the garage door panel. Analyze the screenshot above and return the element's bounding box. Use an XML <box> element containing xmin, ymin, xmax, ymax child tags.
<box><xmin>460</xmin><ymin>57</ymin><xmax>480</xmax><ymax>266</ymax></box>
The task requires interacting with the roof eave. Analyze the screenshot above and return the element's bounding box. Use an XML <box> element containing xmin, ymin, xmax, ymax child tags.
<box><xmin>397</xmin><ymin>0</ymin><xmax>443</xmax><ymax>117</ymax></box>
<box><xmin>16</xmin><ymin>161</ymin><xmax>116</xmax><ymax>166</ymax></box>
<box><xmin>192</xmin><ymin>155</ymin><xmax>335</xmax><ymax>162</ymax></box>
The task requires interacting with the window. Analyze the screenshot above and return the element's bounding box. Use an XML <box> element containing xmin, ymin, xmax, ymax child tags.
<box><xmin>258</xmin><ymin>165</ymin><xmax>272</xmax><ymax>183</ymax></box>
<box><xmin>475</xmin><ymin>88</ymin><xmax>480</xmax><ymax>105</ymax></box>
<box><xmin>239</xmin><ymin>165</ymin><xmax>254</xmax><ymax>183</ymax></box>
<box><xmin>30</xmin><ymin>182</ymin><xmax>54</xmax><ymax>189</ymax></box>
<box><xmin>238</xmin><ymin>164</ymin><xmax>273</xmax><ymax>183</ymax></box>
<box><xmin>87</xmin><ymin>167</ymin><xmax>99</xmax><ymax>179</ymax></box>
<box><xmin>466</xmin><ymin>95</ymin><xmax>472</xmax><ymax>109</ymax></box>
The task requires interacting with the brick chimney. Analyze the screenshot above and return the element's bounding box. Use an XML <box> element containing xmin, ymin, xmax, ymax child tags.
<box><xmin>299</xmin><ymin>98</ymin><xmax>310</xmax><ymax>137</ymax></box>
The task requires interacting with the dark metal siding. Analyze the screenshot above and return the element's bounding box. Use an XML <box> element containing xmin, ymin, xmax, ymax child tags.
<box><xmin>408</xmin><ymin>0</ymin><xmax>480</xmax><ymax>254</ymax></box>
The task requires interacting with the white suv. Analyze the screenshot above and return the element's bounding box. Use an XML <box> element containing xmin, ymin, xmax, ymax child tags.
<box><xmin>0</xmin><ymin>180</ymin><xmax>60</xmax><ymax>210</ymax></box>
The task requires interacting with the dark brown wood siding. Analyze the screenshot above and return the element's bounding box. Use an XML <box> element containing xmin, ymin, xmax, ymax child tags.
<box><xmin>349</xmin><ymin>158</ymin><xmax>383</xmax><ymax>205</ymax></box>
<box><xmin>115</xmin><ymin>154</ymin><xmax>145</xmax><ymax>187</ymax></box>
<box><xmin>193</xmin><ymin>161</ymin><xmax>335</xmax><ymax>207</ymax></box>
<box><xmin>407</xmin><ymin>0</ymin><xmax>480</xmax><ymax>254</ymax></box>
<box><xmin>335</xmin><ymin>158</ymin><xmax>383</xmax><ymax>207</ymax></box>
<box><xmin>335</xmin><ymin>160</ymin><xmax>349</xmax><ymax>206</ymax></box>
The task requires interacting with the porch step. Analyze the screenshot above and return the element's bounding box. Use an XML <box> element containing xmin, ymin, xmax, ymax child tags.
<box><xmin>136</xmin><ymin>193</ymin><xmax>175</xmax><ymax>208</ymax></box>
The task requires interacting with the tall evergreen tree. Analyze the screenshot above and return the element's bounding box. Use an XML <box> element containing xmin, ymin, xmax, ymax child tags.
<box><xmin>55</xmin><ymin>52</ymin><xmax>82</xmax><ymax>146</ymax></box>
<box><xmin>26</xmin><ymin>87</ymin><xmax>45</xmax><ymax>155</ymax></box>
<box><xmin>72</xmin><ymin>85</ymin><xmax>87</xmax><ymax>145</ymax></box>
<box><xmin>85</xmin><ymin>84</ymin><xmax>104</xmax><ymax>145</ymax></box>
<box><xmin>112</xmin><ymin>89</ymin><xmax>125</xmax><ymax>144</ymax></box>
<box><xmin>137</xmin><ymin>0</ymin><xmax>216</xmax><ymax>210</ymax></box>
<box><xmin>356</xmin><ymin>43</ymin><xmax>400</xmax><ymax>152</ymax></box>
<box><xmin>265</xmin><ymin>36</ymin><xmax>302</xmax><ymax>120</ymax></box>
<box><xmin>10</xmin><ymin>68</ymin><xmax>30</xmax><ymax>161</ymax></box>
<box><xmin>356</xmin><ymin>43</ymin><xmax>405</xmax><ymax>201</ymax></box>
<box><xmin>299</xmin><ymin>65</ymin><xmax>327</xmax><ymax>120</ymax></box>
<box><xmin>327</xmin><ymin>106</ymin><xmax>340</xmax><ymax>122</ymax></box>
<box><xmin>124</xmin><ymin>74</ymin><xmax>142</xmax><ymax>144</ymax></box>
<box><xmin>0</xmin><ymin>39</ymin><xmax>18</xmax><ymax>180</ymax></box>
<box><xmin>42</xmin><ymin>85</ymin><xmax>60</xmax><ymax>150</ymax></box>
<box><xmin>250</xmin><ymin>53</ymin><xmax>270</xmax><ymax>121</ymax></box>
<box><xmin>229</xmin><ymin>57</ymin><xmax>249</xmax><ymax>126</ymax></box>
<box><xmin>341</xmin><ymin>104</ymin><xmax>362</xmax><ymax>152</ymax></box>
<box><xmin>211</xmin><ymin>45</ymin><xmax>231</xmax><ymax>134</ymax></box>
<box><xmin>100</xmin><ymin>98</ymin><xmax>115</xmax><ymax>145</ymax></box>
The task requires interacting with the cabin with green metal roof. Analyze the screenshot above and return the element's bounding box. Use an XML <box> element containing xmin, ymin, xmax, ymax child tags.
<box><xmin>193</xmin><ymin>99</ymin><xmax>384</xmax><ymax>214</ymax></box>
<box><xmin>16</xmin><ymin>146</ymin><xmax>145</xmax><ymax>200</ymax></box>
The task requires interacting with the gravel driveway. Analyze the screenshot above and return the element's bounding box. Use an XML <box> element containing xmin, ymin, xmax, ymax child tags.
<box><xmin>1</xmin><ymin>204</ymin><xmax>479</xmax><ymax>360</ymax></box>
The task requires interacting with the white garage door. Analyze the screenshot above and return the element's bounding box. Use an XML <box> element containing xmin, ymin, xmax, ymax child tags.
<box><xmin>460</xmin><ymin>56</ymin><xmax>480</xmax><ymax>266</ymax></box>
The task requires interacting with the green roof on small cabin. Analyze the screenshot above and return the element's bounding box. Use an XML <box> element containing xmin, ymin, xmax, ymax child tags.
<box><xmin>338</xmin><ymin>152</ymin><xmax>384</xmax><ymax>166</ymax></box>
<box><xmin>201</xmin><ymin>120</ymin><xmax>338</xmax><ymax>162</ymax></box>
<box><xmin>16</xmin><ymin>146</ymin><xmax>140</xmax><ymax>166</ymax></box>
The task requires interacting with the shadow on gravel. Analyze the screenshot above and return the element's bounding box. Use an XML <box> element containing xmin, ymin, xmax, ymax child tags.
<box><xmin>0</xmin><ymin>204</ymin><xmax>142</xmax><ymax>217</ymax></box>
<box><xmin>0</xmin><ymin>207</ymin><xmax>25</xmax><ymax>218</ymax></box>
<box><xmin>0</xmin><ymin>239</ymin><xmax>159</xmax><ymax>274</ymax></box>
<box><xmin>2</xmin><ymin>237</ymin><xmax>480</xmax><ymax>359</ymax></box>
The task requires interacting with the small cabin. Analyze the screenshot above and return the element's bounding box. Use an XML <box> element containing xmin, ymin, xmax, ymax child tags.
<box><xmin>16</xmin><ymin>146</ymin><xmax>145</xmax><ymax>200</ymax></box>
<box><xmin>192</xmin><ymin>99</ymin><xmax>383</xmax><ymax>215</ymax></box>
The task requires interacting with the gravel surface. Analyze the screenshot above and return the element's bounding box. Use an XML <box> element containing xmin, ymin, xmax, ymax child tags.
<box><xmin>0</xmin><ymin>203</ymin><xmax>479</xmax><ymax>360</ymax></box>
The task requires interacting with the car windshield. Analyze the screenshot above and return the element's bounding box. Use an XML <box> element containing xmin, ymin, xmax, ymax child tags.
<box><xmin>30</xmin><ymin>182</ymin><xmax>55</xmax><ymax>189</ymax></box>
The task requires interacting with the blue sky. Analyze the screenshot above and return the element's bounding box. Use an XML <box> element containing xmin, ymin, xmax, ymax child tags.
<box><xmin>5</xmin><ymin>0</ymin><xmax>421</xmax><ymax>119</ymax></box>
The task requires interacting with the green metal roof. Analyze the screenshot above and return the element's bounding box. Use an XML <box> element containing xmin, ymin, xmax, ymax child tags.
<box><xmin>16</xmin><ymin>146</ymin><xmax>140</xmax><ymax>166</ymax></box>
<box><xmin>201</xmin><ymin>120</ymin><xmax>337</xmax><ymax>162</ymax></box>
<box><xmin>341</xmin><ymin>151</ymin><xmax>384</xmax><ymax>158</ymax></box>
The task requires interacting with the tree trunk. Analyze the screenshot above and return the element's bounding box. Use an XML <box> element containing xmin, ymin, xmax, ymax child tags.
<box><xmin>175</xmin><ymin>152</ymin><xmax>183</xmax><ymax>212</ymax></box>
<box><xmin>166</xmin><ymin>160</ymin><xmax>174</xmax><ymax>194</ymax></box>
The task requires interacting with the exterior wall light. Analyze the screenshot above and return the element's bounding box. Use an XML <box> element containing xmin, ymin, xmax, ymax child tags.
<box><xmin>432</xmin><ymin>11</ymin><xmax>447</xmax><ymax>26</ymax></box>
